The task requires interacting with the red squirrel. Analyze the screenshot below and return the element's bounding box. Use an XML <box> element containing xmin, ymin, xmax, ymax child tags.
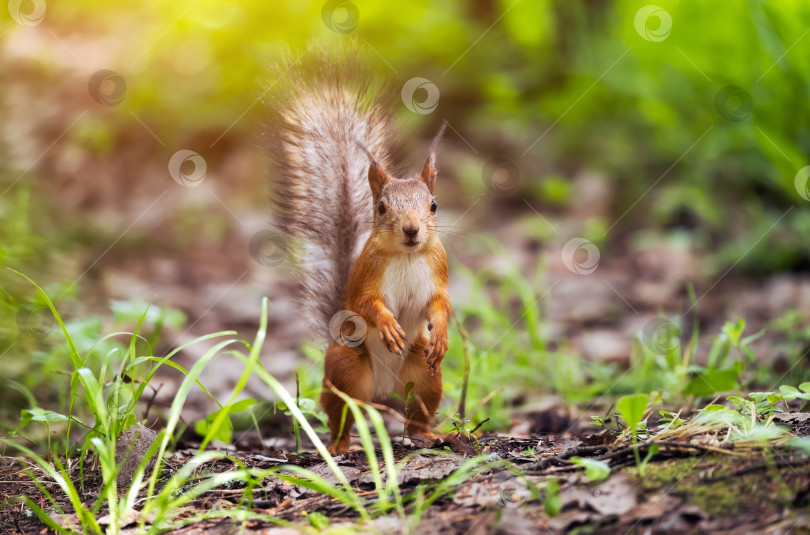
<box><xmin>267</xmin><ymin>53</ymin><xmax>451</xmax><ymax>454</ymax></box>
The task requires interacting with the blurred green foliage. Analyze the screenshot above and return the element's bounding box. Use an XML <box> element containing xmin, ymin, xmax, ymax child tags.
<box><xmin>2</xmin><ymin>0</ymin><xmax>810</xmax><ymax>430</ymax></box>
<box><xmin>4</xmin><ymin>0</ymin><xmax>803</xmax><ymax>271</ymax></box>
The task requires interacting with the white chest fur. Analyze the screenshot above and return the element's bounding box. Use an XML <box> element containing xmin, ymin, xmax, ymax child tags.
<box><xmin>365</xmin><ymin>255</ymin><xmax>435</xmax><ymax>400</ymax></box>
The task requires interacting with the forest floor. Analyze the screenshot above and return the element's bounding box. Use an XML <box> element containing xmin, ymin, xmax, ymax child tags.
<box><xmin>4</xmin><ymin>34</ymin><xmax>810</xmax><ymax>533</ymax></box>
<box><xmin>2</xmin><ymin>411</ymin><xmax>810</xmax><ymax>534</ymax></box>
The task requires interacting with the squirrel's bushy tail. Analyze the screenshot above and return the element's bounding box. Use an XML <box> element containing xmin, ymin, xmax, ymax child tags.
<box><xmin>265</xmin><ymin>48</ymin><xmax>397</xmax><ymax>338</ymax></box>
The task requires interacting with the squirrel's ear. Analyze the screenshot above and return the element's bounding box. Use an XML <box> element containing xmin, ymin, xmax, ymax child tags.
<box><xmin>354</xmin><ymin>139</ymin><xmax>391</xmax><ymax>197</ymax></box>
<box><xmin>419</xmin><ymin>123</ymin><xmax>446</xmax><ymax>193</ymax></box>
<box><xmin>367</xmin><ymin>161</ymin><xmax>391</xmax><ymax>197</ymax></box>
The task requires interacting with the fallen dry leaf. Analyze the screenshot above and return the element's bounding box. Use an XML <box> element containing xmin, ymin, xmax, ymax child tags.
<box><xmin>559</xmin><ymin>472</ymin><xmax>637</xmax><ymax>516</ymax></box>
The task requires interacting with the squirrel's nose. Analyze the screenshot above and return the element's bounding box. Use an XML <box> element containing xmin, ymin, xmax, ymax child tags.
<box><xmin>402</xmin><ymin>225</ymin><xmax>419</xmax><ymax>238</ymax></box>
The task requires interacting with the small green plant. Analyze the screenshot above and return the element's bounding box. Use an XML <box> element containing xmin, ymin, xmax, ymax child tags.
<box><xmin>591</xmin><ymin>408</ymin><xmax>650</xmax><ymax>438</ymax></box>
<box><xmin>390</xmin><ymin>380</ymin><xmax>416</xmax><ymax>442</ymax></box>
<box><xmin>305</xmin><ymin>511</ymin><xmax>330</xmax><ymax>529</ymax></box>
<box><xmin>543</xmin><ymin>479</ymin><xmax>561</xmax><ymax>516</ymax></box>
<box><xmin>17</xmin><ymin>408</ymin><xmax>69</xmax><ymax>458</ymax></box>
<box><xmin>707</xmin><ymin>318</ymin><xmax>763</xmax><ymax>367</ymax></box>
<box><xmin>617</xmin><ymin>393</ymin><xmax>653</xmax><ymax>476</ymax></box>
<box><xmin>657</xmin><ymin>410</ymin><xmax>685</xmax><ymax>430</ymax></box>
<box><xmin>695</xmin><ymin>392</ymin><xmax>791</xmax><ymax>444</ymax></box>
<box><xmin>275</xmin><ymin>396</ymin><xmax>327</xmax><ymax>452</ymax></box>
<box><xmin>727</xmin><ymin>393</ymin><xmax>783</xmax><ymax>417</ymax></box>
<box><xmin>195</xmin><ymin>398</ymin><xmax>256</xmax><ymax>445</ymax></box>
<box><xmin>569</xmin><ymin>457</ymin><xmax>610</xmax><ymax>481</ymax></box>
<box><xmin>2</xmin><ymin>273</ymin><xmax>272</xmax><ymax>532</ymax></box>
<box><xmin>448</xmin><ymin>413</ymin><xmax>489</xmax><ymax>454</ymax></box>
<box><xmin>779</xmin><ymin>382</ymin><xmax>810</xmax><ymax>411</ymax></box>
<box><xmin>680</xmin><ymin>318</ymin><xmax>764</xmax><ymax>398</ymax></box>
<box><xmin>590</xmin><ymin>414</ymin><xmax>622</xmax><ymax>435</ymax></box>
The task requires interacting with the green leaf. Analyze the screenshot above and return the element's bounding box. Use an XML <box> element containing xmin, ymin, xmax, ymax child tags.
<box><xmin>722</xmin><ymin>318</ymin><xmax>746</xmax><ymax>345</ymax></box>
<box><xmin>699</xmin><ymin>404</ymin><xmax>727</xmax><ymax>413</ymax></box>
<box><xmin>20</xmin><ymin>408</ymin><xmax>68</xmax><ymax>427</ymax></box>
<box><xmin>297</xmin><ymin>398</ymin><xmax>317</xmax><ymax>414</ymax></box>
<box><xmin>306</xmin><ymin>511</ymin><xmax>330</xmax><ymax>529</ymax></box>
<box><xmin>732</xmin><ymin>425</ymin><xmax>787</xmax><ymax>442</ymax></box>
<box><xmin>782</xmin><ymin>384</ymin><xmax>810</xmax><ymax>400</ymax></box>
<box><xmin>658</xmin><ymin>410</ymin><xmax>685</xmax><ymax>428</ymax></box>
<box><xmin>788</xmin><ymin>437</ymin><xmax>810</xmax><ymax>453</ymax></box>
<box><xmin>617</xmin><ymin>394</ymin><xmax>648</xmax><ymax>433</ymax></box>
<box><xmin>742</xmin><ymin>346</ymin><xmax>756</xmax><ymax>362</ymax></box>
<box><xmin>569</xmin><ymin>457</ymin><xmax>610</xmax><ymax>481</ymax></box>
<box><xmin>194</xmin><ymin>417</ymin><xmax>233</xmax><ymax>444</ymax></box>
<box><xmin>544</xmin><ymin>479</ymin><xmax>561</xmax><ymax>517</ymax></box>
<box><xmin>276</xmin><ymin>397</ymin><xmax>317</xmax><ymax>415</ymax></box>
<box><xmin>741</xmin><ymin>329</ymin><xmax>765</xmax><ymax>345</ymax></box>
<box><xmin>682</xmin><ymin>368</ymin><xmax>739</xmax><ymax>397</ymax></box>
<box><xmin>110</xmin><ymin>299</ymin><xmax>186</xmax><ymax>329</ymax></box>
<box><xmin>194</xmin><ymin>399</ymin><xmax>256</xmax><ymax>444</ymax></box>
<box><xmin>748</xmin><ymin>392</ymin><xmax>776</xmax><ymax>403</ymax></box>
<box><xmin>695</xmin><ymin>406</ymin><xmax>747</xmax><ymax>427</ymax></box>
<box><xmin>726</xmin><ymin>395</ymin><xmax>745</xmax><ymax>407</ymax></box>
<box><xmin>766</xmin><ymin>394</ymin><xmax>783</xmax><ymax>404</ymax></box>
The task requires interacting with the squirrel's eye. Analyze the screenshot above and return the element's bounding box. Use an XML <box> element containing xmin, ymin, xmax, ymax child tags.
<box><xmin>430</xmin><ymin>200</ymin><xmax>438</xmax><ymax>213</ymax></box>
<box><xmin>378</xmin><ymin>201</ymin><xmax>386</xmax><ymax>215</ymax></box>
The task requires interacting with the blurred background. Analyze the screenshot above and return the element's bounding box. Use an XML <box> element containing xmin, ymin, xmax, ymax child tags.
<box><xmin>2</xmin><ymin>0</ymin><xmax>810</xmax><ymax>438</ymax></box>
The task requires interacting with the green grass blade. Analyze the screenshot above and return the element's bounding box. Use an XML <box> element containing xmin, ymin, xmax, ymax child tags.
<box><xmin>232</xmin><ymin>298</ymin><xmax>370</xmax><ymax>520</ymax></box>
<box><xmin>2</xmin><ymin>440</ymin><xmax>102</xmax><ymax>533</ymax></box>
<box><xmin>16</xmin><ymin>497</ymin><xmax>75</xmax><ymax>535</ymax></box>
<box><xmin>198</xmin><ymin>299</ymin><xmax>267</xmax><ymax>449</ymax></box>
<box><xmin>131</xmin><ymin>330</ymin><xmax>236</xmax><ymax>405</ymax></box>
<box><xmin>334</xmin><ymin>392</ymin><xmax>386</xmax><ymax>505</ymax></box>
<box><xmin>272</xmin><ymin>465</ymin><xmax>360</xmax><ymax>506</ymax></box>
<box><xmin>142</xmin><ymin>338</ymin><xmax>239</xmax><ymax>510</ymax></box>
<box><xmin>9</xmin><ymin>269</ymin><xmax>81</xmax><ymax>367</ymax></box>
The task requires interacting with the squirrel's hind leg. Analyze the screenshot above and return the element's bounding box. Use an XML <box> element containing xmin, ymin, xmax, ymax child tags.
<box><xmin>398</xmin><ymin>338</ymin><xmax>443</xmax><ymax>445</ymax></box>
<box><xmin>321</xmin><ymin>343</ymin><xmax>374</xmax><ymax>454</ymax></box>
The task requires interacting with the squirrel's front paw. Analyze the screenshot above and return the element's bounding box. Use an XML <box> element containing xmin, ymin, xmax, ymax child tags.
<box><xmin>424</xmin><ymin>331</ymin><xmax>448</xmax><ymax>375</ymax></box>
<box><xmin>378</xmin><ymin>315</ymin><xmax>407</xmax><ymax>355</ymax></box>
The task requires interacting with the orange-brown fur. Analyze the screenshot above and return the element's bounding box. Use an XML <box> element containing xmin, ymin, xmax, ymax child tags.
<box><xmin>265</xmin><ymin>52</ymin><xmax>450</xmax><ymax>454</ymax></box>
<box><xmin>321</xmin><ymin>135</ymin><xmax>450</xmax><ymax>454</ymax></box>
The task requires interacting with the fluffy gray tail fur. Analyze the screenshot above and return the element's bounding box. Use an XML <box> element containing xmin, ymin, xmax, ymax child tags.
<box><xmin>264</xmin><ymin>49</ymin><xmax>398</xmax><ymax>338</ymax></box>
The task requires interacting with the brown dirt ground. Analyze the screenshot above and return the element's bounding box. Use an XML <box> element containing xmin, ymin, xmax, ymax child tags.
<box><xmin>2</xmin><ymin>412</ymin><xmax>810</xmax><ymax>534</ymax></box>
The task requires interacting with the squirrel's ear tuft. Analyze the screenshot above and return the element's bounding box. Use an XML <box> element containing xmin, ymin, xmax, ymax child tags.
<box><xmin>367</xmin><ymin>161</ymin><xmax>391</xmax><ymax>197</ymax></box>
<box><xmin>354</xmin><ymin>138</ymin><xmax>390</xmax><ymax>197</ymax></box>
<box><xmin>419</xmin><ymin>123</ymin><xmax>446</xmax><ymax>193</ymax></box>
